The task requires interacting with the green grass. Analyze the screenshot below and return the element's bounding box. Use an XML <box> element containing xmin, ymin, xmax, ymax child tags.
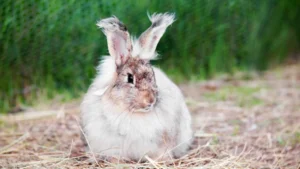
<box><xmin>292</xmin><ymin>132</ymin><xmax>300</xmax><ymax>145</ymax></box>
<box><xmin>277</xmin><ymin>131</ymin><xmax>300</xmax><ymax>147</ymax></box>
<box><xmin>0</xmin><ymin>0</ymin><xmax>300</xmax><ymax>112</ymax></box>
<box><xmin>204</xmin><ymin>86</ymin><xmax>263</xmax><ymax>108</ymax></box>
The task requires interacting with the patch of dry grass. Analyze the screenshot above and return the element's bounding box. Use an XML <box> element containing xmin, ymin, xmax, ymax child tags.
<box><xmin>0</xmin><ymin>64</ymin><xmax>299</xmax><ymax>168</ymax></box>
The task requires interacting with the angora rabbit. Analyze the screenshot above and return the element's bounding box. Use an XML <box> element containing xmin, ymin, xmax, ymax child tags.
<box><xmin>81</xmin><ymin>13</ymin><xmax>192</xmax><ymax>161</ymax></box>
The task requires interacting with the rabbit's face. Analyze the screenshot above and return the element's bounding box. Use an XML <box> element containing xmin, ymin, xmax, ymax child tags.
<box><xmin>98</xmin><ymin>13</ymin><xmax>175</xmax><ymax>112</ymax></box>
<box><xmin>110</xmin><ymin>57</ymin><xmax>157</xmax><ymax>112</ymax></box>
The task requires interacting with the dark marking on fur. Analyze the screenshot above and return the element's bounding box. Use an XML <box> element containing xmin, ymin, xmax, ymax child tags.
<box><xmin>115</xmin><ymin>21</ymin><xmax>127</xmax><ymax>31</ymax></box>
<box><xmin>152</xmin><ymin>19</ymin><xmax>162</xmax><ymax>28</ymax></box>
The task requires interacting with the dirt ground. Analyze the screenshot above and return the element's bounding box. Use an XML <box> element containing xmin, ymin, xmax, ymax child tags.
<box><xmin>0</xmin><ymin>64</ymin><xmax>299</xmax><ymax>169</ymax></box>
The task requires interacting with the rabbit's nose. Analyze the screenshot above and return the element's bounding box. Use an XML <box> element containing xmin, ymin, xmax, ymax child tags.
<box><xmin>144</xmin><ymin>96</ymin><xmax>155</xmax><ymax>107</ymax></box>
<box><xmin>140</xmin><ymin>91</ymin><xmax>156</xmax><ymax>108</ymax></box>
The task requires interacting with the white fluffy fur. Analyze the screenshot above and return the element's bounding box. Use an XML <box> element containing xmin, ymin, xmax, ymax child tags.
<box><xmin>81</xmin><ymin>57</ymin><xmax>192</xmax><ymax>160</ymax></box>
<box><xmin>148</xmin><ymin>13</ymin><xmax>175</xmax><ymax>27</ymax></box>
<box><xmin>96</xmin><ymin>16</ymin><xmax>120</xmax><ymax>33</ymax></box>
<box><xmin>81</xmin><ymin>13</ymin><xmax>192</xmax><ymax>161</ymax></box>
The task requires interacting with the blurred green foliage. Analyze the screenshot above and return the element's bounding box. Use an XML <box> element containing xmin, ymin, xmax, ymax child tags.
<box><xmin>0</xmin><ymin>0</ymin><xmax>299</xmax><ymax>112</ymax></box>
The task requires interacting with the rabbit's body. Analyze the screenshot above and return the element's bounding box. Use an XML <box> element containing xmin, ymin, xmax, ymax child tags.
<box><xmin>81</xmin><ymin>13</ymin><xmax>192</xmax><ymax>161</ymax></box>
<box><xmin>81</xmin><ymin>57</ymin><xmax>192</xmax><ymax>160</ymax></box>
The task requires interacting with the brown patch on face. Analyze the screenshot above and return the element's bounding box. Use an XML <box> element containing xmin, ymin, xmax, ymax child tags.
<box><xmin>135</xmin><ymin>90</ymin><xmax>155</xmax><ymax>109</ymax></box>
<box><xmin>108</xmin><ymin>57</ymin><xmax>157</xmax><ymax>112</ymax></box>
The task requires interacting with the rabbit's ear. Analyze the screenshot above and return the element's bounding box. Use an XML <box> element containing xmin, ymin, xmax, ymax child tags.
<box><xmin>138</xmin><ymin>13</ymin><xmax>175</xmax><ymax>60</ymax></box>
<box><xmin>97</xmin><ymin>17</ymin><xmax>132</xmax><ymax>66</ymax></box>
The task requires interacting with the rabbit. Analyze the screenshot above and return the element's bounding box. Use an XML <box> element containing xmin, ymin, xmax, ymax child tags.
<box><xmin>80</xmin><ymin>13</ymin><xmax>193</xmax><ymax>162</ymax></box>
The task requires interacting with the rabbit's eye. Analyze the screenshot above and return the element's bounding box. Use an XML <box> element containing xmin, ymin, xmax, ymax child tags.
<box><xmin>127</xmin><ymin>73</ymin><xmax>134</xmax><ymax>84</ymax></box>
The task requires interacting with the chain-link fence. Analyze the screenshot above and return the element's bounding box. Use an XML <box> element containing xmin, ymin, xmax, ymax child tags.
<box><xmin>1</xmin><ymin>0</ymin><xmax>299</xmax><ymax>112</ymax></box>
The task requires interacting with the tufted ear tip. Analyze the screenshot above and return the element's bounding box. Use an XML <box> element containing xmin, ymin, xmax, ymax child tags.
<box><xmin>148</xmin><ymin>13</ymin><xmax>176</xmax><ymax>28</ymax></box>
<box><xmin>136</xmin><ymin>12</ymin><xmax>175</xmax><ymax>60</ymax></box>
<box><xmin>96</xmin><ymin>16</ymin><xmax>128</xmax><ymax>33</ymax></box>
<box><xmin>97</xmin><ymin>16</ymin><xmax>132</xmax><ymax>66</ymax></box>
